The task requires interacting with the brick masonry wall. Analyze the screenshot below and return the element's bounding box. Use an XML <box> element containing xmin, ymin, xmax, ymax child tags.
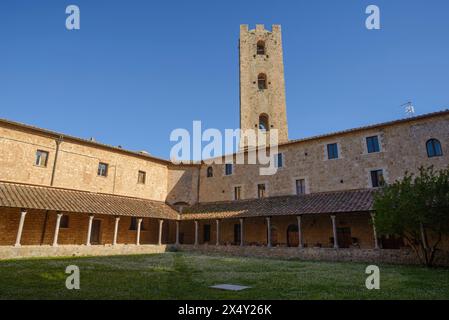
<box><xmin>0</xmin><ymin>208</ymin><xmax>174</xmax><ymax>246</ymax></box>
<box><xmin>178</xmin><ymin>213</ymin><xmax>376</xmax><ymax>249</ymax></box>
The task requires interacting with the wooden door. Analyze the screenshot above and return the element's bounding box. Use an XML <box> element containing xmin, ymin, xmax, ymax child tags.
<box><xmin>270</xmin><ymin>227</ymin><xmax>278</xmax><ymax>246</ymax></box>
<box><xmin>337</xmin><ymin>227</ymin><xmax>352</xmax><ymax>248</ymax></box>
<box><xmin>90</xmin><ymin>220</ymin><xmax>101</xmax><ymax>245</ymax></box>
<box><xmin>287</xmin><ymin>225</ymin><xmax>299</xmax><ymax>247</ymax></box>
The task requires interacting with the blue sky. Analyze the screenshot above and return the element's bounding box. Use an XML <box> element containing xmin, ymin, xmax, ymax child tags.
<box><xmin>1</xmin><ymin>0</ymin><xmax>448</xmax><ymax>159</ymax></box>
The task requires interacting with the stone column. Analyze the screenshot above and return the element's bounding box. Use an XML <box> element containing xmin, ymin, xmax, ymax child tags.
<box><xmin>136</xmin><ymin>218</ymin><xmax>143</xmax><ymax>245</ymax></box>
<box><xmin>52</xmin><ymin>213</ymin><xmax>63</xmax><ymax>247</ymax></box>
<box><xmin>296</xmin><ymin>215</ymin><xmax>303</xmax><ymax>248</ymax></box>
<box><xmin>266</xmin><ymin>217</ymin><xmax>272</xmax><ymax>247</ymax></box>
<box><xmin>216</xmin><ymin>220</ymin><xmax>220</xmax><ymax>246</ymax></box>
<box><xmin>331</xmin><ymin>215</ymin><xmax>338</xmax><ymax>249</ymax></box>
<box><xmin>158</xmin><ymin>219</ymin><xmax>164</xmax><ymax>245</ymax></box>
<box><xmin>370</xmin><ymin>213</ymin><xmax>379</xmax><ymax>249</ymax></box>
<box><xmin>86</xmin><ymin>215</ymin><xmax>94</xmax><ymax>246</ymax></box>
<box><xmin>194</xmin><ymin>221</ymin><xmax>199</xmax><ymax>246</ymax></box>
<box><xmin>113</xmin><ymin>217</ymin><xmax>120</xmax><ymax>246</ymax></box>
<box><xmin>15</xmin><ymin>209</ymin><xmax>27</xmax><ymax>247</ymax></box>
<box><xmin>175</xmin><ymin>221</ymin><xmax>180</xmax><ymax>245</ymax></box>
<box><xmin>240</xmin><ymin>218</ymin><xmax>244</xmax><ymax>247</ymax></box>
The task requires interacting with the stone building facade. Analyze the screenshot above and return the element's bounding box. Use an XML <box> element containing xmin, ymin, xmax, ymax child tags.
<box><xmin>0</xmin><ymin>25</ymin><xmax>448</xmax><ymax>263</ymax></box>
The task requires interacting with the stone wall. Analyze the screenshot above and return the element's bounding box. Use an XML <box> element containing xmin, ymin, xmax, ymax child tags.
<box><xmin>178</xmin><ymin>245</ymin><xmax>449</xmax><ymax>267</ymax></box>
<box><xmin>199</xmin><ymin>114</ymin><xmax>449</xmax><ymax>203</ymax></box>
<box><xmin>0</xmin><ymin>244</ymin><xmax>167</xmax><ymax>260</ymax></box>
<box><xmin>239</xmin><ymin>24</ymin><xmax>289</xmax><ymax>148</ymax></box>
<box><xmin>166</xmin><ymin>164</ymin><xmax>200</xmax><ymax>205</ymax></box>
<box><xmin>0</xmin><ymin>123</ymin><xmax>168</xmax><ymax>201</ymax></box>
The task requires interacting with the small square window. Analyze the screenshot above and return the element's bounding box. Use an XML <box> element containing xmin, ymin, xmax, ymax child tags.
<box><xmin>35</xmin><ymin>150</ymin><xmax>49</xmax><ymax>167</ymax></box>
<box><xmin>366</xmin><ymin>136</ymin><xmax>380</xmax><ymax>153</ymax></box>
<box><xmin>371</xmin><ymin>169</ymin><xmax>385</xmax><ymax>188</ymax></box>
<box><xmin>207</xmin><ymin>167</ymin><xmax>214</xmax><ymax>178</ymax></box>
<box><xmin>225</xmin><ymin>164</ymin><xmax>233</xmax><ymax>176</ymax></box>
<box><xmin>138</xmin><ymin>171</ymin><xmax>146</xmax><ymax>184</ymax></box>
<box><xmin>98</xmin><ymin>162</ymin><xmax>108</xmax><ymax>177</ymax></box>
<box><xmin>327</xmin><ymin>143</ymin><xmax>339</xmax><ymax>160</ymax></box>
<box><xmin>258</xmin><ymin>183</ymin><xmax>266</xmax><ymax>199</ymax></box>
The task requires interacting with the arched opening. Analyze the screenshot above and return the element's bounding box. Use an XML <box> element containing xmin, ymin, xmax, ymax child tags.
<box><xmin>287</xmin><ymin>224</ymin><xmax>299</xmax><ymax>247</ymax></box>
<box><xmin>258</xmin><ymin>73</ymin><xmax>267</xmax><ymax>90</ymax></box>
<box><xmin>426</xmin><ymin>139</ymin><xmax>443</xmax><ymax>157</ymax></box>
<box><xmin>259</xmin><ymin>114</ymin><xmax>269</xmax><ymax>131</ymax></box>
<box><xmin>207</xmin><ymin>166</ymin><xmax>213</xmax><ymax>178</ymax></box>
<box><xmin>257</xmin><ymin>40</ymin><xmax>265</xmax><ymax>55</ymax></box>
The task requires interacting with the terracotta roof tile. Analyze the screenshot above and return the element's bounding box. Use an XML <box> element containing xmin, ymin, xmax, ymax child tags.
<box><xmin>181</xmin><ymin>189</ymin><xmax>375</xmax><ymax>220</ymax></box>
<box><xmin>0</xmin><ymin>181</ymin><xmax>179</xmax><ymax>219</ymax></box>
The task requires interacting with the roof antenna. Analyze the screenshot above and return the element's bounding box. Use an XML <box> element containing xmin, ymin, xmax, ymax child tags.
<box><xmin>401</xmin><ymin>101</ymin><xmax>415</xmax><ymax>118</ymax></box>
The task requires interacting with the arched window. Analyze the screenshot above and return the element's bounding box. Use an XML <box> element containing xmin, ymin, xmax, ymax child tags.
<box><xmin>257</xmin><ymin>41</ymin><xmax>265</xmax><ymax>55</ymax></box>
<box><xmin>426</xmin><ymin>139</ymin><xmax>443</xmax><ymax>158</ymax></box>
<box><xmin>259</xmin><ymin>114</ymin><xmax>269</xmax><ymax>131</ymax></box>
<box><xmin>207</xmin><ymin>166</ymin><xmax>213</xmax><ymax>177</ymax></box>
<box><xmin>258</xmin><ymin>73</ymin><xmax>267</xmax><ymax>90</ymax></box>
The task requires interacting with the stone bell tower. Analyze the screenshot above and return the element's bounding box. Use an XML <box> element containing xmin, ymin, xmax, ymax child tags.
<box><xmin>239</xmin><ymin>24</ymin><xmax>289</xmax><ymax>149</ymax></box>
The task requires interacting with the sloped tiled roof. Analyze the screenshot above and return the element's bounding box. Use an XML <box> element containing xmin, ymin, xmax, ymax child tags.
<box><xmin>0</xmin><ymin>181</ymin><xmax>179</xmax><ymax>219</ymax></box>
<box><xmin>181</xmin><ymin>189</ymin><xmax>376</xmax><ymax>220</ymax></box>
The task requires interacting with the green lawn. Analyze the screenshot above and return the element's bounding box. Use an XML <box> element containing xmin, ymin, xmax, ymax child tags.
<box><xmin>0</xmin><ymin>252</ymin><xmax>448</xmax><ymax>300</ymax></box>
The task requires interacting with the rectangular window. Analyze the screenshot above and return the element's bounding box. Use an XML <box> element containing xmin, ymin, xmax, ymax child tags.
<box><xmin>225</xmin><ymin>163</ymin><xmax>233</xmax><ymax>176</ymax></box>
<box><xmin>138</xmin><ymin>170</ymin><xmax>146</xmax><ymax>184</ymax></box>
<box><xmin>296</xmin><ymin>179</ymin><xmax>306</xmax><ymax>195</ymax></box>
<box><xmin>35</xmin><ymin>150</ymin><xmax>49</xmax><ymax>167</ymax></box>
<box><xmin>327</xmin><ymin>143</ymin><xmax>339</xmax><ymax>160</ymax></box>
<box><xmin>60</xmin><ymin>215</ymin><xmax>69</xmax><ymax>229</ymax></box>
<box><xmin>371</xmin><ymin>169</ymin><xmax>385</xmax><ymax>188</ymax></box>
<box><xmin>258</xmin><ymin>183</ymin><xmax>266</xmax><ymax>199</ymax></box>
<box><xmin>366</xmin><ymin>136</ymin><xmax>380</xmax><ymax>153</ymax></box>
<box><xmin>234</xmin><ymin>186</ymin><xmax>242</xmax><ymax>200</ymax></box>
<box><xmin>98</xmin><ymin>162</ymin><xmax>108</xmax><ymax>177</ymax></box>
<box><xmin>203</xmin><ymin>224</ymin><xmax>211</xmax><ymax>242</ymax></box>
<box><xmin>274</xmin><ymin>153</ymin><xmax>283</xmax><ymax>168</ymax></box>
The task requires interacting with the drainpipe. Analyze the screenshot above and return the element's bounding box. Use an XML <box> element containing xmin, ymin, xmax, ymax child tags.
<box><xmin>50</xmin><ymin>136</ymin><xmax>63</xmax><ymax>186</ymax></box>
<box><xmin>196</xmin><ymin>166</ymin><xmax>201</xmax><ymax>204</ymax></box>
<box><xmin>43</xmin><ymin>136</ymin><xmax>62</xmax><ymax>244</ymax></box>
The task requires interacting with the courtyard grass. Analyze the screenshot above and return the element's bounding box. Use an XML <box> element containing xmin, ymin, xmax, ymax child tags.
<box><xmin>0</xmin><ymin>252</ymin><xmax>448</xmax><ymax>300</ymax></box>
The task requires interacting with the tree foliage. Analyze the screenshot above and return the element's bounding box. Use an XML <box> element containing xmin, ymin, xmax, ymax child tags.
<box><xmin>373</xmin><ymin>166</ymin><xmax>449</xmax><ymax>266</ymax></box>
